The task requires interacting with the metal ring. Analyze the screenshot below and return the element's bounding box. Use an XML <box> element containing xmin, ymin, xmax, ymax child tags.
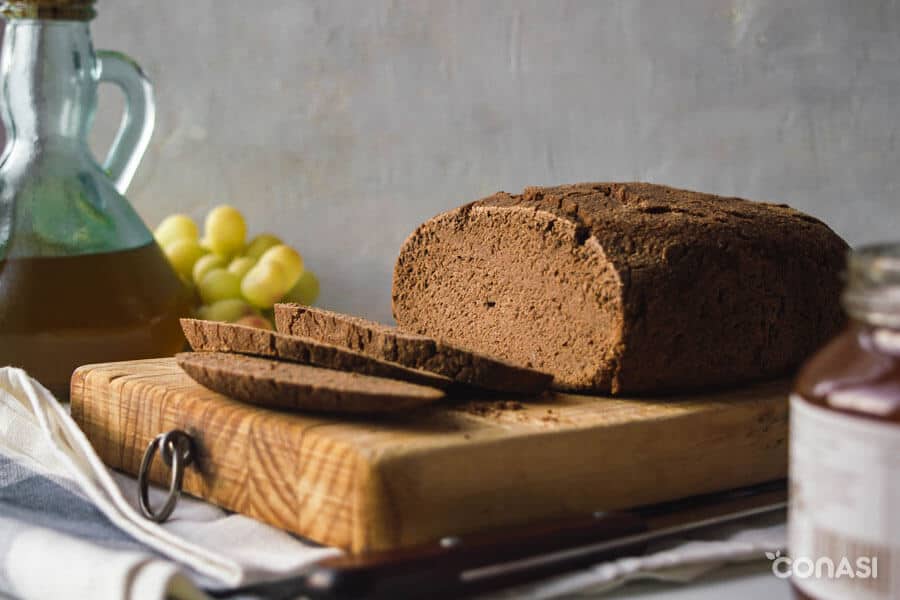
<box><xmin>137</xmin><ymin>430</ymin><xmax>194</xmax><ymax>523</ymax></box>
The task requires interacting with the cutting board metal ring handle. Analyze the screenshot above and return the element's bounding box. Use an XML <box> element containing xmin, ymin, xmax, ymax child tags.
<box><xmin>137</xmin><ymin>430</ymin><xmax>195</xmax><ymax>523</ymax></box>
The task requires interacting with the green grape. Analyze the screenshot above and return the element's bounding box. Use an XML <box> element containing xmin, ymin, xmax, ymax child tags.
<box><xmin>192</xmin><ymin>253</ymin><xmax>228</xmax><ymax>285</ymax></box>
<box><xmin>198</xmin><ymin>298</ymin><xmax>257</xmax><ymax>322</ymax></box>
<box><xmin>244</xmin><ymin>234</ymin><xmax>282</xmax><ymax>260</ymax></box>
<box><xmin>154</xmin><ymin>214</ymin><xmax>199</xmax><ymax>247</ymax></box>
<box><xmin>204</xmin><ymin>205</ymin><xmax>247</xmax><ymax>257</ymax></box>
<box><xmin>258</xmin><ymin>244</ymin><xmax>304</xmax><ymax>289</ymax></box>
<box><xmin>241</xmin><ymin>260</ymin><xmax>291</xmax><ymax>309</ymax></box>
<box><xmin>198</xmin><ymin>268</ymin><xmax>242</xmax><ymax>304</ymax></box>
<box><xmin>163</xmin><ymin>239</ymin><xmax>208</xmax><ymax>279</ymax></box>
<box><xmin>283</xmin><ymin>269</ymin><xmax>320</xmax><ymax>305</ymax></box>
<box><xmin>227</xmin><ymin>256</ymin><xmax>256</xmax><ymax>279</ymax></box>
<box><xmin>234</xmin><ymin>314</ymin><xmax>273</xmax><ymax>330</ymax></box>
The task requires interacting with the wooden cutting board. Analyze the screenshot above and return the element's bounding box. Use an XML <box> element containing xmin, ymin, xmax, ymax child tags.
<box><xmin>70</xmin><ymin>358</ymin><xmax>789</xmax><ymax>554</ymax></box>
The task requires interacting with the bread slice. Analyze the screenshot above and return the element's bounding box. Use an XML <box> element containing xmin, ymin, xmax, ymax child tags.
<box><xmin>176</xmin><ymin>352</ymin><xmax>444</xmax><ymax>413</ymax></box>
<box><xmin>181</xmin><ymin>318</ymin><xmax>451</xmax><ymax>389</ymax></box>
<box><xmin>392</xmin><ymin>182</ymin><xmax>849</xmax><ymax>394</ymax></box>
<box><xmin>274</xmin><ymin>304</ymin><xmax>553</xmax><ymax>394</ymax></box>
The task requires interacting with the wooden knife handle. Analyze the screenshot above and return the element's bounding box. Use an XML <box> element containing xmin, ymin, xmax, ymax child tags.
<box><xmin>301</xmin><ymin>511</ymin><xmax>648</xmax><ymax>599</ymax></box>
<box><xmin>298</xmin><ymin>479</ymin><xmax>788</xmax><ymax>599</ymax></box>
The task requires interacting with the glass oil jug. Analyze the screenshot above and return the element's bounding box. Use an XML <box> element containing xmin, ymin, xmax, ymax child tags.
<box><xmin>0</xmin><ymin>0</ymin><xmax>189</xmax><ymax>398</ymax></box>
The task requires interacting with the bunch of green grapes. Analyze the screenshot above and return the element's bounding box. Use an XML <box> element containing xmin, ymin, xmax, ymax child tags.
<box><xmin>154</xmin><ymin>206</ymin><xmax>320</xmax><ymax>329</ymax></box>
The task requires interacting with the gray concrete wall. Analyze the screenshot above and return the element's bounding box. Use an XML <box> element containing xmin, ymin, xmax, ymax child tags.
<box><xmin>91</xmin><ymin>0</ymin><xmax>900</xmax><ymax>323</ymax></box>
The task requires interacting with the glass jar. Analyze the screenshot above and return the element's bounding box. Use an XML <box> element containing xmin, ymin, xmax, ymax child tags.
<box><xmin>790</xmin><ymin>244</ymin><xmax>900</xmax><ymax>599</ymax></box>
<box><xmin>0</xmin><ymin>0</ymin><xmax>190</xmax><ymax>398</ymax></box>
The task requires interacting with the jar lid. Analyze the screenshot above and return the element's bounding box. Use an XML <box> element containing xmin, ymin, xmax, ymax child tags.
<box><xmin>843</xmin><ymin>243</ymin><xmax>900</xmax><ymax>328</ymax></box>
<box><xmin>1</xmin><ymin>0</ymin><xmax>96</xmax><ymax>20</ymax></box>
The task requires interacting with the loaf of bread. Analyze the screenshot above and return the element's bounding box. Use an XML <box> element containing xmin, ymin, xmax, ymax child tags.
<box><xmin>392</xmin><ymin>182</ymin><xmax>848</xmax><ymax>394</ymax></box>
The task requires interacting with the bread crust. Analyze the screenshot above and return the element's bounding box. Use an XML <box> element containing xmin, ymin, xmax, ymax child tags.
<box><xmin>273</xmin><ymin>304</ymin><xmax>554</xmax><ymax>393</ymax></box>
<box><xmin>181</xmin><ymin>318</ymin><xmax>452</xmax><ymax>389</ymax></box>
<box><xmin>176</xmin><ymin>352</ymin><xmax>444</xmax><ymax>413</ymax></box>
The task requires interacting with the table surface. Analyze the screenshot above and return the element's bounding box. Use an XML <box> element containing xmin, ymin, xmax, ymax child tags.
<box><xmin>604</xmin><ymin>561</ymin><xmax>791</xmax><ymax>599</ymax></box>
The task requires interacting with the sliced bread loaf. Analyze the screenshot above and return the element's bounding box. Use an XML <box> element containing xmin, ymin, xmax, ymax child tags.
<box><xmin>181</xmin><ymin>318</ymin><xmax>451</xmax><ymax>389</ymax></box>
<box><xmin>392</xmin><ymin>182</ymin><xmax>848</xmax><ymax>394</ymax></box>
<box><xmin>176</xmin><ymin>352</ymin><xmax>444</xmax><ymax>413</ymax></box>
<box><xmin>273</xmin><ymin>304</ymin><xmax>553</xmax><ymax>393</ymax></box>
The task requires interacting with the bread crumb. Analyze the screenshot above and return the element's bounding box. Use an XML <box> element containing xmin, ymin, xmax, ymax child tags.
<box><xmin>533</xmin><ymin>407</ymin><xmax>559</xmax><ymax>424</ymax></box>
<box><xmin>451</xmin><ymin>400</ymin><xmax>524</xmax><ymax>418</ymax></box>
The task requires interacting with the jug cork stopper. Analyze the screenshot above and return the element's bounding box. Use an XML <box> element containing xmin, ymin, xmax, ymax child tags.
<box><xmin>1</xmin><ymin>0</ymin><xmax>96</xmax><ymax>20</ymax></box>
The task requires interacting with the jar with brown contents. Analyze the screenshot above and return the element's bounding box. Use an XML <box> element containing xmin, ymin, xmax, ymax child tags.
<box><xmin>0</xmin><ymin>1</ymin><xmax>189</xmax><ymax>398</ymax></box>
<box><xmin>790</xmin><ymin>244</ymin><xmax>900</xmax><ymax>599</ymax></box>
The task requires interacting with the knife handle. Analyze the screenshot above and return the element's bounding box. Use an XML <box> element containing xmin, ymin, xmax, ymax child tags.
<box><xmin>301</xmin><ymin>510</ymin><xmax>648</xmax><ymax>599</ymax></box>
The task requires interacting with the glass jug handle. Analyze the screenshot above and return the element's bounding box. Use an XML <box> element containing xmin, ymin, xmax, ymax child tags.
<box><xmin>94</xmin><ymin>50</ymin><xmax>156</xmax><ymax>195</ymax></box>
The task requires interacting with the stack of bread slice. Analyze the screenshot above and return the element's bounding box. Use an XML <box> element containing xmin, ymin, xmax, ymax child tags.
<box><xmin>177</xmin><ymin>305</ymin><xmax>553</xmax><ymax>414</ymax></box>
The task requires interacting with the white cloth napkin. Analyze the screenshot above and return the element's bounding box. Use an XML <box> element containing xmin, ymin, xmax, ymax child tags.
<box><xmin>2</xmin><ymin>520</ymin><xmax>204</xmax><ymax>600</ymax></box>
<box><xmin>0</xmin><ymin>367</ymin><xmax>339</xmax><ymax>600</ymax></box>
<box><xmin>0</xmin><ymin>366</ymin><xmax>787</xmax><ymax>600</ymax></box>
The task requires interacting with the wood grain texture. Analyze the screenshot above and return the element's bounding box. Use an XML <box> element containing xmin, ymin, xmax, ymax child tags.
<box><xmin>70</xmin><ymin>358</ymin><xmax>789</xmax><ymax>553</ymax></box>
